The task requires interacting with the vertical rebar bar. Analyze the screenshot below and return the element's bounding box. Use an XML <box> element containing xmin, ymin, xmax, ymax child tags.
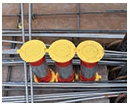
<box><xmin>77</xmin><ymin>3</ymin><xmax>80</xmax><ymax>45</ymax></box>
<box><xmin>29</xmin><ymin>3</ymin><xmax>34</xmax><ymax>103</ymax></box>
<box><xmin>21</xmin><ymin>3</ymin><xmax>29</xmax><ymax>103</ymax></box>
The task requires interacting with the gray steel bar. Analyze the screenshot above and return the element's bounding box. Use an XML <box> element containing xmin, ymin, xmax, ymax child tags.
<box><xmin>102</xmin><ymin>58</ymin><xmax>127</xmax><ymax>61</ymax></box>
<box><xmin>2</xmin><ymin>90</ymin><xmax>127</xmax><ymax>99</ymax></box>
<box><xmin>2</xmin><ymin>87</ymin><xmax>126</xmax><ymax>91</ymax></box>
<box><xmin>2</xmin><ymin>40</ymin><xmax>23</xmax><ymax>44</ymax></box>
<box><xmin>104</xmin><ymin>50</ymin><xmax>127</xmax><ymax>54</ymax></box>
<box><xmin>2</xmin><ymin>91</ymin><xmax>127</xmax><ymax>103</ymax></box>
<box><xmin>57</xmin><ymin>95</ymin><xmax>119</xmax><ymax>103</ymax></box>
<box><xmin>2</xmin><ymin>82</ymin><xmax>127</xmax><ymax>87</ymax></box>
<box><xmin>2</xmin><ymin>33</ymin><xmax>125</xmax><ymax>39</ymax></box>
<box><xmin>2</xmin><ymin>49</ymin><xmax>18</xmax><ymax>54</ymax></box>
<box><xmin>21</xmin><ymin>3</ymin><xmax>29</xmax><ymax>103</ymax></box>
<box><xmin>77</xmin><ymin>3</ymin><xmax>80</xmax><ymax>45</ymax></box>
<box><xmin>29</xmin><ymin>3</ymin><xmax>32</xmax><ymax>41</ymax></box>
<box><xmin>2</xmin><ymin>9</ymin><xmax>127</xmax><ymax>17</ymax></box>
<box><xmin>2</xmin><ymin>29</ymin><xmax>127</xmax><ymax>34</ymax></box>
<box><xmin>29</xmin><ymin>3</ymin><xmax>34</xmax><ymax>103</ymax></box>
<box><xmin>104</xmin><ymin>53</ymin><xmax>127</xmax><ymax>56</ymax></box>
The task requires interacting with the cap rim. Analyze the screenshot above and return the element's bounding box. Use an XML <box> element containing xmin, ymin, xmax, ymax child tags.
<box><xmin>77</xmin><ymin>40</ymin><xmax>104</xmax><ymax>63</ymax></box>
<box><xmin>49</xmin><ymin>39</ymin><xmax>75</xmax><ymax>62</ymax></box>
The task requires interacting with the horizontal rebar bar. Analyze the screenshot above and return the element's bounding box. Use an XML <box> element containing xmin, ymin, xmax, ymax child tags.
<box><xmin>2</xmin><ymin>82</ymin><xmax>127</xmax><ymax>87</ymax></box>
<box><xmin>57</xmin><ymin>94</ymin><xmax>125</xmax><ymax>103</ymax></box>
<box><xmin>2</xmin><ymin>40</ymin><xmax>23</xmax><ymax>44</ymax></box>
<box><xmin>2</xmin><ymin>29</ymin><xmax>127</xmax><ymax>33</ymax></box>
<box><xmin>2</xmin><ymin>9</ymin><xmax>127</xmax><ymax>17</ymax></box>
<box><xmin>2</xmin><ymin>33</ymin><xmax>125</xmax><ymax>39</ymax></box>
<box><xmin>2</xmin><ymin>91</ymin><xmax>127</xmax><ymax>103</ymax></box>
<box><xmin>2</xmin><ymin>87</ymin><xmax>126</xmax><ymax>91</ymax></box>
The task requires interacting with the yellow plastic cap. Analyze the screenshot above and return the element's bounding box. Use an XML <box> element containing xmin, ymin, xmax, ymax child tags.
<box><xmin>48</xmin><ymin>39</ymin><xmax>75</xmax><ymax>62</ymax></box>
<box><xmin>76</xmin><ymin>40</ymin><xmax>104</xmax><ymax>63</ymax></box>
<box><xmin>17</xmin><ymin>40</ymin><xmax>46</xmax><ymax>62</ymax></box>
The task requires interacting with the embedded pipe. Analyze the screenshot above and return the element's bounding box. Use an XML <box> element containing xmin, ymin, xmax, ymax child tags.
<box><xmin>17</xmin><ymin>40</ymin><xmax>54</xmax><ymax>82</ymax></box>
<box><xmin>77</xmin><ymin>40</ymin><xmax>104</xmax><ymax>81</ymax></box>
<box><xmin>49</xmin><ymin>39</ymin><xmax>75</xmax><ymax>82</ymax></box>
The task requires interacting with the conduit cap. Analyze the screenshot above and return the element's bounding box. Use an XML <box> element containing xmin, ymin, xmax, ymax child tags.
<box><xmin>17</xmin><ymin>40</ymin><xmax>46</xmax><ymax>62</ymax></box>
<box><xmin>76</xmin><ymin>40</ymin><xmax>104</xmax><ymax>63</ymax></box>
<box><xmin>48</xmin><ymin>39</ymin><xmax>75</xmax><ymax>62</ymax></box>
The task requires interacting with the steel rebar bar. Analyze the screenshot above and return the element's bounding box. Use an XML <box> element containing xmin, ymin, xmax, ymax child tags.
<box><xmin>2</xmin><ymin>91</ymin><xmax>127</xmax><ymax>103</ymax></box>
<box><xmin>2</xmin><ymin>82</ymin><xmax>127</xmax><ymax>87</ymax></box>
<box><xmin>2</xmin><ymin>87</ymin><xmax>126</xmax><ymax>91</ymax></box>
<box><xmin>21</xmin><ymin>3</ymin><xmax>29</xmax><ymax>103</ymax></box>
<box><xmin>2</xmin><ymin>9</ymin><xmax>127</xmax><ymax>17</ymax></box>
<box><xmin>29</xmin><ymin>3</ymin><xmax>34</xmax><ymax>103</ymax></box>
<box><xmin>2</xmin><ymin>33</ymin><xmax>125</xmax><ymax>39</ymax></box>
<box><xmin>2</xmin><ymin>29</ymin><xmax>127</xmax><ymax>33</ymax></box>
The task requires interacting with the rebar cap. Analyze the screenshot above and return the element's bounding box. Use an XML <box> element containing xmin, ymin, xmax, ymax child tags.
<box><xmin>48</xmin><ymin>39</ymin><xmax>75</xmax><ymax>62</ymax></box>
<box><xmin>76</xmin><ymin>40</ymin><xmax>104</xmax><ymax>63</ymax></box>
<box><xmin>17</xmin><ymin>40</ymin><xmax>46</xmax><ymax>62</ymax></box>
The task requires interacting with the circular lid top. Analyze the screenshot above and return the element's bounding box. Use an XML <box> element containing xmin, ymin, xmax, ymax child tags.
<box><xmin>76</xmin><ymin>40</ymin><xmax>104</xmax><ymax>63</ymax></box>
<box><xmin>48</xmin><ymin>39</ymin><xmax>75</xmax><ymax>62</ymax></box>
<box><xmin>17</xmin><ymin>40</ymin><xmax>46</xmax><ymax>62</ymax></box>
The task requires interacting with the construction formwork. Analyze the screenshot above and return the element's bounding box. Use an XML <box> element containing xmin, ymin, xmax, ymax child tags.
<box><xmin>2</xmin><ymin>3</ymin><xmax>127</xmax><ymax>103</ymax></box>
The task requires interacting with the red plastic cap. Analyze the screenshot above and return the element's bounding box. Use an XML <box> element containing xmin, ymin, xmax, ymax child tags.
<box><xmin>55</xmin><ymin>60</ymin><xmax>72</xmax><ymax>67</ymax></box>
<box><xmin>29</xmin><ymin>56</ymin><xmax>45</xmax><ymax>67</ymax></box>
<box><xmin>81</xmin><ymin>60</ymin><xmax>98</xmax><ymax>68</ymax></box>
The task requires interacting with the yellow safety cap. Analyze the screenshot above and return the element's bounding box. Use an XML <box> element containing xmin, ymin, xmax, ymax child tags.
<box><xmin>77</xmin><ymin>40</ymin><xmax>104</xmax><ymax>63</ymax></box>
<box><xmin>48</xmin><ymin>39</ymin><xmax>75</xmax><ymax>62</ymax></box>
<box><xmin>17</xmin><ymin>40</ymin><xmax>46</xmax><ymax>62</ymax></box>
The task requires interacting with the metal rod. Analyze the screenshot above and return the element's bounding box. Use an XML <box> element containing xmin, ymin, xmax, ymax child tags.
<box><xmin>57</xmin><ymin>94</ymin><xmax>122</xmax><ymax>103</ymax></box>
<box><xmin>2</xmin><ymin>91</ymin><xmax>127</xmax><ymax>103</ymax></box>
<box><xmin>104</xmin><ymin>50</ymin><xmax>127</xmax><ymax>54</ymax></box>
<box><xmin>2</xmin><ymin>29</ymin><xmax>127</xmax><ymax>33</ymax></box>
<box><xmin>2</xmin><ymin>40</ymin><xmax>23</xmax><ymax>44</ymax></box>
<box><xmin>29</xmin><ymin>3</ymin><xmax>33</xmax><ymax>103</ymax></box>
<box><xmin>2</xmin><ymin>87</ymin><xmax>126</xmax><ymax>91</ymax></box>
<box><xmin>2</xmin><ymin>82</ymin><xmax>127</xmax><ymax>87</ymax></box>
<box><xmin>104</xmin><ymin>53</ymin><xmax>127</xmax><ymax>56</ymax></box>
<box><xmin>77</xmin><ymin>3</ymin><xmax>80</xmax><ymax>45</ymax></box>
<box><xmin>2</xmin><ymin>91</ymin><xmax>127</xmax><ymax>99</ymax></box>
<box><xmin>29</xmin><ymin>3</ymin><xmax>32</xmax><ymax>41</ymax></box>
<box><xmin>2</xmin><ymin>9</ymin><xmax>127</xmax><ymax>17</ymax></box>
<box><xmin>21</xmin><ymin>3</ymin><xmax>29</xmax><ymax>103</ymax></box>
<box><xmin>2</xmin><ymin>33</ymin><xmax>125</xmax><ymax>39</ymax></box>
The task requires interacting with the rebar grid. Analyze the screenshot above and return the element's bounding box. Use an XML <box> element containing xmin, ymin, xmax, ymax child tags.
<box><xmin>2</xmin><ymin>3</ymin><xmax>127</xmax><ymax>103</ymax></box>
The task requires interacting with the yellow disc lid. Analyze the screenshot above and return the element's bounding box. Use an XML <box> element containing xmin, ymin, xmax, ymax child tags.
<box><xmin>17</xmin><ymin>40</ymin><xmax>46</xmax><ymax>62</ymax></box>
<box><xmin>76</xmin><ymin>40</ymin><xmax>104</xmax><ymax>63</ymax></box>
<box><xmin>48</xmin><ymin>39</ymin><xmax>75</xmax><ymax>62</ymax></box>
